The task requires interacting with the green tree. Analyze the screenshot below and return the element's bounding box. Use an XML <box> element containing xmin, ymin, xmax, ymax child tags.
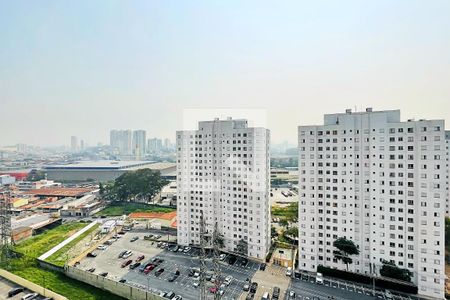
<box><xmin>271</xmin><ymin>226</ymin><xmax>278</xmax><ymax>238</ymax></box>
<box><xmin>279</xmin><ymin>219</ymin><xmax>289</xmax><ymax>228</ymax></box>
<box><xmin>333</xmin><ymin>237</ymin><xmax>359</xmax><ymax>270</ymax></box>
<box><xmin>380</xmin><ymin>260</ymin><xmax>412</xmax><ymax>282</ymax></box>
<box><xmin>108</xmin><ymin>169</ymin><xmax>168</xmax><ymax>202</ymax></box>
<box><xmin>285</xmin><ymin>226</ymin><xmax>298</xmax><ymax>238</ymax></box>
<box><xmin>235</xmin><ymin>239</ymin><xmax>248</xmax><ymax>255</ymax></box>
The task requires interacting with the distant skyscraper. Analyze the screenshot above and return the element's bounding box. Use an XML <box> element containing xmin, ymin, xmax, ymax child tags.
<box><xmin>177</xmin><ymin>118</ymin><xmax>271</xmax><ymax>260</ymax></box>
<box><xmin>80</xmin><ymin>140</ymin><xmax>85</xmax><ymax>151</ymax></box>
<box><xmin>110</xmin><ymin>130</ymin><xmax>132</xmax><ymax>155</ymax></box>
<box><xmin>70</xmin><ymin>136</ymin><xmax>78</xmax><ymax>152</ymax></box>
<box><xmin>164</xmin><ymin>138</ymin><xmax>171</xmax><ymax>150</ymax></box>
<box><xmin>298</xmin><ymin>108</ymin><xmax>446</xmax><ymax>298</ymax></box>
<box><xmin>147</xmin><ymin>138</ymin><xmax>163</xmax><ymax>153</ymax></box>
<box><xmin>132</xmin><ymin>130</ymin><xmax>147</xmax><ymax>158</ymax></box>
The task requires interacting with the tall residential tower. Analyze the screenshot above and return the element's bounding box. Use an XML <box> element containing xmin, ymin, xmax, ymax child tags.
<box><xmin>298</xmin><ymin>109</ymin><xmax>445</xmax><ymax>298</ymax></box>
<box><xmin>176</xmin><ymin>118</ymin><xmax>271</xmax><ymax>259</ymax></box>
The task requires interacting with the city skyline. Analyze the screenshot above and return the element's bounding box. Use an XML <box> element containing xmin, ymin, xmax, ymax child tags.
<box><xmin>1</xmin><ymin>1</ymin><xmax>450</xmax><ymax>146</ymax></box>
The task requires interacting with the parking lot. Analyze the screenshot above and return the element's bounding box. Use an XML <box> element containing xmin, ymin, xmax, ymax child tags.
<box><xmin>0</xmin><ymin>276</ymin><xmax>47</xmax><ymax>300</ymax></box>
<box><xmin>76</xmin><ymin>229</ymin><xmax>259</xmax><ymax>300</ymax></box>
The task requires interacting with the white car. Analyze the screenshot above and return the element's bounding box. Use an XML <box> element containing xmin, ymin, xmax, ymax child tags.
<box><xmin>219</xmin><ymin>254</ymin><xmax>226</xmax><ymax>260</ymax></box>
<box><xmin>224</xmin><ymin>275</ymin><xmax>233</xmax><ymax>285</ymax></box>
<box><xmin>193</xmin><ymin>281</ymin><xmax>200</xmax><ymax>288</ymax></box>
<box><xmin>315</xmin><ymin>272</ymin><xmax>323</xmax><ymax>284</ymax></box>
<box><xmin>97</xmin><ymin>245</ymin><xmax>108</xmax><ymax>250</ymax></box>
<box><xmin>122</xmin><ymin>251</ymin><xmax>133</xmax><ymax>259</ymax></box>
<box><xmin>21</xmin><ymin>293</ymin><xmax>38</xmax><ymax>300</ymax></box>
<box><xmin>286</xmin><ymin>267</ymin><xmax>292</xmax><ymax>276</ymax></box>
<box><xmin>183</xmin><ymin>246</ymin><xmax>191</xmax><ymax>253</ymax></box>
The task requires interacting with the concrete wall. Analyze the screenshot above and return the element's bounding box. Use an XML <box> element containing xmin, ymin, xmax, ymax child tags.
<box><xmin>0</xmin><ymin>269</ymin><xmax>68</xmax><ymax>300</ymax></box>
<box><xmin>66</xmin><ymin>267</ymin><xmax>164</xmax><ymax>300</ymax></box>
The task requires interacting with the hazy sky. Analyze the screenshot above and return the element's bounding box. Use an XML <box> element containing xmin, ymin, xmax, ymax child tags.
<box><xmin>1</xmin><ymin>0</ymin><xmax>450</xmax><ymax>147</ymax></box>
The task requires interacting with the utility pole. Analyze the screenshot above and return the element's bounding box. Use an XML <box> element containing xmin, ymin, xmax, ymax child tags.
<box><xmin>212</xmin><ymin>222</ymin><xmax>222</xmax><ymax>300</ymax></box>
<box><xmin>0</xmin><ymin>189</ymin><xmax>12</xmax><ymax>267</ymax></box>
<box><xmin>199</xmin><ymin>211</ymin><xmax>207</xmax><ymax>300</ymax></box>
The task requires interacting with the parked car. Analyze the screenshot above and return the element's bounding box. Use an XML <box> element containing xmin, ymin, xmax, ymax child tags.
<box><xmin>209</xmin><ymin>287</ymin><xmax>217</xmax><ymax>294</ymax></box>
<box><xmin>243</xmin><ymin>283</ymin><xmax>250</xmax><ymax>291</ymax></box>
<box><xmin>250</xmin><ymin>282</ymin><xmax>258</xmax><ymax>293</ymax></box>
<box><xmin>224</xmin><ymin>275</ymin><xmax>233</xmax><ymax>285</ymax></box>
<box><xmin>21</xmin><ymin>293</ymin><xmax>38</xmax><ymax>300</ymax></box>
<box><xmin>122</xmin><ymin>251</ymin><xmax>133</xmax><ymax>259</ymax></box>
<box><xmin>286</xmin><ymin>267</ymin><xmax>293</xmax><ymax>276</ymax></box>
<box><xmin>154</xmin><ymin>268</ymin><xmax>165</xmax><ymax>277</ymax></box>
<box><xmin>240</xmin><ymin>258</ymin><xmax>248</xmax><ymax>267</ymax></box>
<box><xmin>245</xmin><ymin>292</ymin><xmax>254</xmax><ymax>300</ymax></box>
<box><xmin>87</xmin><ymin>252</ymin><xmax>97</xmax><ymax>258</ymax></box>
<box><xmin>183</xmin><ymin>246</ymin><xmax>191</xmax><ymax>253</ymax></box>
<box><xmin>97</xmin><ymin>245</ymin><xmax>107</xmax><ymax>250</ymax></box>
<box><xmin>272</xmin><ymin>286</ymin><xmax>280</xmax><ymax>300</ymax></box>
<box><xmin>219</xmin><ymin>253</ymin><xmax>226</xmax><ymax>260</ymax></box>
<box><xmin>228</xmin><ymin>255</ymin><xmax>236</xmax><ymax>265</ymax></box>
<box><xmin>136</xmin><ymin>255</ymin><xmax>145</xmax><ymax>262</ymax></box>
<box><xmin>130</xmin><ymin>262</ymin><xmax>141</xmax><ymax>269</ymax></box>
<box><xmin>8</xmin><ymin>287</ymin><xmax>24</xmax><ymax>297</ymax></box>
<box><xmin>130</xmin><ymin>236</ymin><xmax>139</xmax><ymax>242</ymax></box>
<box><xmin>144</xmin><ymin>264</ymin><xmax>156</xmax><ymax>274</ymax></box>
<box><xmin>315</xmin><ymin>272</ymin><xmax>323</xmax><ymax>284</ymax></box>
<box><xmin>121</xmin><ymin>259</ymin><xmax>132</xmax><ymax>268</ymax></box>
<box><xmin>118</xmin><ymin>250</ymin><xmax>127</xmax><ymax>258</ymax></box>
<box><xmin>288</xmin><ymin>290</ymin><xmax>296</xmax><ymax>299</ymax></box>
<box><xmin>172</xmin><ymin>295</ymin><xmax>182</xmax><ymax>300</ymax></box>
<box><xmin>87</xmin><ymin>267</ymin><xmax>96</xmax><ymax>273</ymax></box>
<box><xmin>119</xmin><ymin>279</ymin><xmax>126</xmax><ymax>283</ymax></box>
<box><xmin>99</xmin><ymin>272</ymin><xmax>108</xmax><ymax>277</ymax></box>
<box><xmin>259</xmin><ymin>263</ymin><xmax>266</xmax><ymax>271</ymax></box>
<box><xmin>164</xmin><ymin>291</ymin><xmax>175</xmax><ymax>299</ymax></box>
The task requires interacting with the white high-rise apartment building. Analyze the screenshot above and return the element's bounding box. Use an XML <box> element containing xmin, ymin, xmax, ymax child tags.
<box><xmin>132</xmin><ymin>130</ymin><xmax>147</xmax><ymax>157</ymax></box>
<box><xmin>176</xmin><ymin>118</ymin><xmax>271</xmax><ymax>260</ymax></box>
<box><xmin>298</xmin><ymin>108</ymin><xmax>445</xmax><ymax>299</ymax></box>
<box><xmin>110</xmin><ymin>129</ymin><xmax>132</xmax><ymax>155</ymax></box>
<box><xmin>70</xmin><ymin>136</ymin><xmax>78</xmax><ymax>152</ymax></box>
<box><xmin>445</xmin><ymin>131</ymin><xmax>450</xmax><ymax>217</ymax></box>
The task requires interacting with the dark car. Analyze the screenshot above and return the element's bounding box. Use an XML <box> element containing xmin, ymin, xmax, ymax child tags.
<box><xmin>130</xmin><ymin>236</ymin><xmax>139</xmax><ymax>242</ymax></box>
<box><xmin>118</xmin><ymin>250</ymin><xmax>127</xmax><ymax>258</ymax></box>
<box><xmin>119</xmin><ymin>279</ymin><xmax>126</xmax><ymax>283</ymax></box>
<box><xmin>8</xmin><ymin>287</ymin><xmax>24</xmax><ymax>297</ymax></box>
<box><xmin>240</xmin><ymin>258</ymin><xmax>248</xmax><ymax>267</ymax></box>
<box><xmin>87</xmin><ymin>252</ymin><xmax>97</xmax><ymax>258</ymax></box>
<box><xmin>87</xmin><ymin>267</ymin><xmax>96</xmax><ymax>273</ymax></box>
<box><xmin>227</xmin><ymin>255</ymin><xmax>236</xmax><ymax>265</ymax></box>
<box><xmin>130</xmin><ymin>262</ymin><xmax>141</xmax><ymax>270</ymax></box>
<box><xmin>250</xmin><ymin>282</ymin><xmax>258</xmax><ymax>293</ymax></box>
<box><xmin>259</xmin><ymin>263</ymin><xmax>266</xmax><ymax>271</ymax></box>
<box><xmin>121</xmin><ymin>259</ymin><xmax>132</xmax><ymax>268</ymax></box>
<box><xmin>136</xmin><ymin>255</ymin><xmax>145</xmax><ymax>262</ymax></box>
<box><xmin>155</xmin><ymin>268</ymin><xmax>165</xmax><ymax>277</ymax></box>
<box><xmin>99</xmin><ymin>272</ymin><xmax>108</xmax><ymax>277</ymax></box>
<box><xmin>272</xmin><ymin>286</ymin><xmax>280</xmax><ymax>300</ymax></box>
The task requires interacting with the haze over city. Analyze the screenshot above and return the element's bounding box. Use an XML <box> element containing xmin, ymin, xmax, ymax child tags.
<box><xmin>1</xmin><ymin>0</ymin><xmax>450</xmax><ymax>146</ymax></box>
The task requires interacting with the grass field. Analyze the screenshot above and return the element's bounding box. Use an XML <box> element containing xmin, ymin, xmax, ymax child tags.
<box><xmin>7</xmin><ymin>222</ymin><xmax>124</xmax><ymax>300</ymax></box>
<box><xmin>95</xmin><ymin>201</ymin><xmax>175</xmax><ymax>216</ymax></box>
<box><xmin>45</xmin><ymin>223</ymin><xmax>100</xmax><ymax>266</ymax></box>
<box><xmin>15</xmin><ymin>222</ymin><xmax>87</xmax><ymax>257</ymax></box>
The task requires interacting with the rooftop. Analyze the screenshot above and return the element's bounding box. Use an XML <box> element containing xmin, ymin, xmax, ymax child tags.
<box><xmin>43</xmin><ymin>160</ymin><xmax>155</xmax><ymax>170</ymax></box>
<box><xmin>25</xmin><ymin>187</ymin><xmax>94</xmax><ymax>197</ymax></box>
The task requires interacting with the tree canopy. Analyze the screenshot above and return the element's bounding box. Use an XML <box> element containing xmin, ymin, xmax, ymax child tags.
<box><xmin>380</xmin><ymin>260</ymin><xmax>412</xmax><ymax>282</ymax></box>
<box><xmin>103</xmin><ymin>169</ymin><xmax>168</xmax><ymax>202</ymax></box>
<box><xmin>333</xmin><ymin>237</ymin><xmax>360</xmax><ymax>270</ymax></box>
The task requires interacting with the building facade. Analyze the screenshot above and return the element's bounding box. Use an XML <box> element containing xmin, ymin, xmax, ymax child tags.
<box><xmin>132</xmin><ymin>130</ymin><xmax>147</xmax><ymax>158</ymax></box>
<box><xmin>176</xmin><ymin>118</ymin><xmax>271</xmax><ymax>260</ymax></box>
<box><xmin>446</xmin><ymin>131</ymin><xmax>450</xmax><ymax>217</ymax></box>
<box><xmin>110</xmin><ymin>129</ymin><xmax>132</xmax><ymax>155</ymax></box>
<box><xmin>70</xmin><ymin>136</ymin><xmax>78</xmax><ymax>152</ymax></box>
<box><xmin>148</xmin><ymin>138</ymin><xmax>163</xmax><ymax>153</ymax></box>
<box><xmin>298</xmin><ymin>109</ymin><xmax>445</xmax><ymax>298</ymax></box>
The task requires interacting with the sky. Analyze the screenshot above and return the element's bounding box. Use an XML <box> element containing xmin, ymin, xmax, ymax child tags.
<box><xmin>1</xmin><ymin>0</ymin><xmax>450</xmax><ymax>147</ymax></box>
